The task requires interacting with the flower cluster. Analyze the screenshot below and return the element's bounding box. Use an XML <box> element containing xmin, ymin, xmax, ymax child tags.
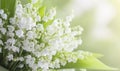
<box><xmin>0</xmin><ymin>1</ymin><xmax>90</xmax><ymax>71</ymax></box>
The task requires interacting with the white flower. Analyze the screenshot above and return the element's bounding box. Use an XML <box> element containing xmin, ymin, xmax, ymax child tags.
<box><xmin>1</xmin><ymin>13</ymin><xmax>7</xmax><ymax>20</ymax></box>
<box><xmin>0</xmin><ymin>9</ymin><xmax>4</xmax><ymax>15</ymax></box>
<box><xmin>7</xmin><ymin>32</ymin><xmax>15</xmax><ymax>37</ymax></box>
<box><xmin>25</xmin><ymin>17</ymin><xmax>36</xmax><ymax>30</ymax></box>
<box><xmin>26</xmin><ymin>3</ymin><xmax>32</xmax><ymax>9</ymax></box>
<box><xmin>7</xmin><ymin>54</ymin><xmax>13</xmax><ymax>61</ymax></box>
<box><xmin>18</xmin><ymin>64</ymin><xmax>24</xmax><ymax>68</ymax></box>
<box><xmin>0</xmin><ymin>18</ymin><xmax>2</xmax><ymax>23</ymax></box>
<box><xmin>25</xmin><ymin>55</ymin><xmax>35</xmax><ymax>68</ymax></box>
<box><xmin>39</xmin><ymin>43</ymin><xmax>45</xmax><ymax>48</ymax></box>
<box><xmin>0</xmin><ymin>28</ymin><xmax>6</xmax><ymax>34</ymax></box>
<box><xmin>6</xmin><ymin>38</ymin><xmax>16</xmax><ymax>45</ymax></box>
<box><xmin>48</xmin><ymin>8</ymin><xmax>56</xmax><ymax>20</ymax></box>
<box><xmin>11</xmin><ymin>46</ymin><xmax>19</xmax><ymax>53</ymax></box>
<box><xmin>22</xmin><ymin>40</ymin><xmax>35</xmax><ymax>52</ymax></box>
<box><xmin>35</xmin><ymin>15</ymin><xmax>41</xmax><ymax>22</ymax></box>
<box><xmin>0</xmin><ymin>18</ymin><xmax>3</xmax><ymax>27</ymax></box>
<box><xmin>7</xmin><ymin>25</ymin><xmax>15</xmax><ymax>32</ymax></box>
<box><xmin>63</xmin><ymin>22</ymin><xmax>70</xmax><ymax>27</ymax></box>
<box><xmin>9</xmin><ymin>18</ymin><xmax>16</xmax><ymax>25</ymax></box>
<box><xmin>42</xmin><ymin>16</ymin><xmax>48</xmax><ymax>22</ymax></box>
<box><xmin>66</xmin><ymin>14</ymin><xmax>74</xmax><ymax>22</ymax></box>
<box><xmin>16</xmin><ymin>4</ymin><xmax>23</xmax><ymax>18</ymax></box>
<box><xmin>36</xmin><ymin>24</ymin><xmax>44</xmax><ymax>32</ymax></box>
<box><xmin>17</xmin><ymin>4</ymin><xmax>23</xmax><ymax>10</ymax></box>
<box><xmin>38</xmin><ymin>61</ymin><xmax>49</xmax><ymax>70</ymax></box>
<box><xmin>26</xmin><ymin>31</ymin><xmax>36</xmax><ymax>39</ymax></box>
<box><xmin>46</xmin><ymin>25</ymin><xmax>57</xmax><ymax>35</ymax></box>
<box><xmin>31</xmin><ymin>64</ymin><xmax>38</xmax><ymax>71</ymax></box>
<box><xmin>17</xmin><ymin>57</ymin><xmax>24</xmax><ymax>61</ymax></box>
<box><xmin>15</xmin><ymin>30</ymin><xmax>24</xmax><ymax>37</ymax></box>
<box><xmin>18</xmin><ymin>17</ymin><xmax>27</xmax><ymax>29</ymax></box>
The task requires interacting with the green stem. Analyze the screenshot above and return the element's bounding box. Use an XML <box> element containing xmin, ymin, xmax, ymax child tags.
<box><xmin>10</xmin><ymin>61</ymin><xmax>18</xmax><ymax>71</ymax></box>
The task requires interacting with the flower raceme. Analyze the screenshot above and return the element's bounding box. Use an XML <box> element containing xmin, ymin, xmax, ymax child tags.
<box><xmin>0</xmin><ymin>1</ymin><xmax>84</xmax><ymax>71</ymax></box>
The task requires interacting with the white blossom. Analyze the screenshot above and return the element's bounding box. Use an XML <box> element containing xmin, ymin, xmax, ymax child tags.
<box><xmin>11</xmin><ymin>46</ymin><xmax>19</xmax><ymax>53</ymax></box>
<box><xmin>0</xmin><ymin>28</ymin><xmax>6</xmax><ymax>34</ymax></box>
<box><xmin>1</xmin><ymin>13</ymin><xmax>7</xmax><ymax>20</ymax></box>
<box><xmin>42</xmin><ymin>16</ymin><xmax>48</xmax><ymax>22</ymax></box>
<box><xmin>9</xmin><ymin>18</ymin><xmax>16</xmax><ymax>25</ymax></box>
<box><xmin>0</xmin><ymin>1</ymin><xmax>85</xmax><ymax>71</ymax></box>
<box><xmin>18</xmin><ymin>64</ymin><xmax>24</xmax><ymax>68</ymax></box>
<box><xmin>7</xmin><ymin>54</ymin><xmax>13</xmax><ymax>61</ymax></box>
<box><xmin>48</xmin><ymin>8</ymin><xmax>56</xmax><ymax>20</ymax></box>
<box><xmin>15</xmin><ymin>30</ymin><xmax>24</xmax><ymax>37</ymax></box>
<box><xmin>6</xmin><ymin>38</ymin><xmax>16</xmax><ymax>45</ymax></box>
<box><xmin>35</xmin><ymin>15</ymin><xmax>41</xmax><ymax>22</ymax></box>
<box><xmin>0</xmin><ymin>9</ymin><xmax>4</xmax><ymax>15</ymax></box>
<box><xmin>7</xmin><ymin>25</ymin><xmax>15</xmax><ymax>32</ymax></box>
<box><xmin>26</xmin><ymin>31</ymin><xmax>36</xmax><ymax>39</ymax></box>
<box><xmin>7</xmin><ymin>32</ymin><xmax>15</xmax><ymax>37</ymax></box>
<box><xmin>36</xmin><ymin>24</ymin><xmax>44</xmax><ymax>32</ymax></box>
<box><xmin>0</xmin><ymin>18</ymin><xmax>3</xmax><ymax>26</ymax></box>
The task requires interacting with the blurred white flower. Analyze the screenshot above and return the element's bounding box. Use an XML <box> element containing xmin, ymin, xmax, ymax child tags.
<box><xmin>0</xmin><ymin>9</ymin><xmax>4</xmax><ymax>15</ymax></box>
<box><xmin>1</xmin><ymin>13</ymin><xmax>7</xmax><ymax>20</ymax></box>
<box><xmin>0</xmin><ymin>28</ymin><xmax>6</xmax><ymax>34</ymax></box>
<box><xmin>0</xmin><ymin>1</ymin><xmax>84</xmax><ymax>71</ymax></box>
<box><xmin>7</xmin><ymin>54</ymin><xmax>13</xmax><ymax>61</ymax></box>
<box><xmin>15</xmin><ymin>30</ymin><xmax>24</xmax><ymax>37</ymax></box>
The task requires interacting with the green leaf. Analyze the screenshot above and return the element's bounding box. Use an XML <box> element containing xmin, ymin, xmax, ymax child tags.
<box><xmin>38</xmin><ymin>6</ymin><xmax>46</xmax><ymax>18</ymax></box>
<box><xmin>44</xmin><ymin>19</ymin><xmax>54</xmax><ymax>28</ymax></box>
<box><xmin>0</xmin><ymin>0</ymin><xmax>16</xmax><ymax>17</ymax></box>
<box><xmin>61</xmin><ymin>56</ymin><xmax>117</xmax><ymax>70</ymax></box>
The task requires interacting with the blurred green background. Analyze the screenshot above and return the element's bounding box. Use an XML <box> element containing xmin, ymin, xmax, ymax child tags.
<box><xmin>44</xmin><ymin>0</ymin><xmax>120</xmax><ymax>71</ymax></box>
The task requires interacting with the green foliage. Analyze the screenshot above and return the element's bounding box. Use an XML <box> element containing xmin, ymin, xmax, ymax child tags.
<box><xmin>0</xmin><ymin>0</ymin><xmax>16</xmax><ymax>17</ymax></box>
<box><xmin>38</xmin><ymin>6</ymin><xmax>46</xmax><ymax>18</ymax></box>
<box><xmin>61</xmin><ymin>55</ymin><xmax>117</xmax><ymax>70</ymax></box>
